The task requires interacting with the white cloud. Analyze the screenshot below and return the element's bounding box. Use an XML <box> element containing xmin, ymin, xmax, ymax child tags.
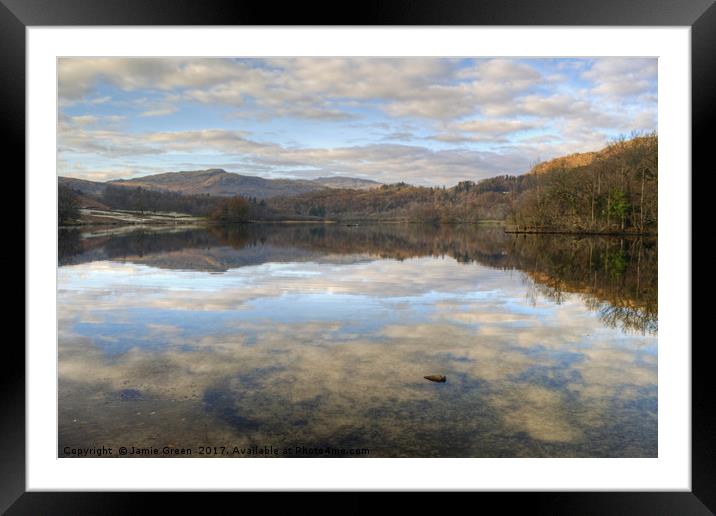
<box><xmin>582</xmin><ymin>58</ymin><xmax>657</xmax><ymax>100</ymax></box>
<box><xmin>59</xmin><ymin>57</ymin><xmax>545</xmax><ymax>121</ymax></box>
<box><xmin>57</xmin><ymin>57</ymin><xmax>658</xmax><ymax>185</ymax></box>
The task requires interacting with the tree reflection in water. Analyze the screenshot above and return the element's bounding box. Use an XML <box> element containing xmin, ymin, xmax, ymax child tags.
<box><xmin>59</xmin><ymin>223</ymin><xmax>656</xmax><ymax>335</ymax></box>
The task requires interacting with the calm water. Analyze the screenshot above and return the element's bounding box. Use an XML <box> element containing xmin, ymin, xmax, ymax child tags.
<box><xmin>58</xmin><ymin>224</ymin><xmax>657</xmax><ymax>457</ymax></box>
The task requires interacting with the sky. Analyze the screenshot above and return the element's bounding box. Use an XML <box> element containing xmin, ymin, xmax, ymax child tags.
<box><xmin>57</xmin><ymin>57</ymin><xmax>657</xmax><ymax>187</ymax></box>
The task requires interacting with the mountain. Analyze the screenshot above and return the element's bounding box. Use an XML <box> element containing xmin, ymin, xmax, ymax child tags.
<box><xmin>102</xmin><ymin>169</ymin><xmax>379</xmax><ymax>199</ymax></box>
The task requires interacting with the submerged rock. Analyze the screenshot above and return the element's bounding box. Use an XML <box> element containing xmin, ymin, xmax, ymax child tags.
<box><xmin>119</xmin><ymin>388</ymin><xmax>143</xmax><ymax>400</ymax></box>
<box><xmin>424</xmin><ymin>375</ymin><xmax>446</xmax><ymax>383</ymax></box>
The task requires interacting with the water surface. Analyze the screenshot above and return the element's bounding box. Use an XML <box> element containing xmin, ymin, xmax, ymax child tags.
<box><xmin>58</xmin><ymin>224</ymin><xmax>657</xmax><ymax>457</ymax></box>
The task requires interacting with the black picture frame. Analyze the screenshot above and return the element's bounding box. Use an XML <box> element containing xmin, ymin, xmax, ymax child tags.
<box><xmin>5</xmin><ymin>0</ymin><xmax>708</xmax><ymax>513</ymax></box>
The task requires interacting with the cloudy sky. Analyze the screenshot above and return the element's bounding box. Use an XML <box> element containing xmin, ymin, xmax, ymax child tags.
<box><xmin>58</xmin><ymin>57</ymin><xmax>657</xmax><ymax>186</ymax></box>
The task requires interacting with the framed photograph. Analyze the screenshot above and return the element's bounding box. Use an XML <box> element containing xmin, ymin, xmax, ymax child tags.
<box><xmin>9</xmin><ymin>0</ymin><xmax>708</xmax><ymax>512</ymax></box>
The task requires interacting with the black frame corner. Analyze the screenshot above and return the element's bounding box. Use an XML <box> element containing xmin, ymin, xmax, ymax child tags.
<box><xmin>8</xmin><ymin>0</ymin><xmax>709</xmax><ymax>513</ymax></box>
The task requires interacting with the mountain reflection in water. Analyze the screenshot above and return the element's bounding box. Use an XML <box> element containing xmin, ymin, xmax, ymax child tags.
<box><xmin>58</xmin><ymin>223</ymin><xmax>657</xmax><ymax>457</ymax></box>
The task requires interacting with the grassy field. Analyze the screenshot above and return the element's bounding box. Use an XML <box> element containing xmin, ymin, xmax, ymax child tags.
<box><xmin>65</xmin><ymin>208</ymin><xmax>206</xmax><ymax>226</ymax></box>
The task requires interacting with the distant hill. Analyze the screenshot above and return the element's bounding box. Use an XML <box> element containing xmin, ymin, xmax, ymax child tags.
<box><xmin>103</xmin><ymin>169</ymin><xmax>379</xmax><ymax>199</ymax></box>
<box><xmin>59</xmin><ymin>176</ymin><xmax>108</xmax><ymax>197</ymax></box>
<box><xmin>109</xmin><ymin>169</ymin><xmax>312</xmax><ymax>199</ymax></box>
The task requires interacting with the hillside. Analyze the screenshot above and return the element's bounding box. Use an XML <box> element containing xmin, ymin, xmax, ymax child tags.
<box><xmin>530</xmin><ymin>151</ymin><xmax>599</xmax><ymax>175</ymax></box>
<box><xmin>529</xmin><ymin>135</ymin><xmax>656</xmax><ymax>175</ymax></box>
<box><xmin>513</xmin><ymin>133</ymin><xmax>657</xmax><ymax>233</ymax></box>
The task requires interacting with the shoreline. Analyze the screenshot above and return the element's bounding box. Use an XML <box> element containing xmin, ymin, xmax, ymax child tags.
<box><xmin>61</xmin><ymin>217</ymin><xmax>657</xmax><ymax>237</ymax></box>
<box><xmin>61</xmin><ymin>216</ymin><xmax>506</xmax><ymax>228</ymax></box>
<box><xmin>504</xmin><ymin>229</ymin><xmax>657</xmax><ymax>237</ymax></box>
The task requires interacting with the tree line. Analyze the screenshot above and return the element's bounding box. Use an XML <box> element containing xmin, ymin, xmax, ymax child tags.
<box><xmin>265</xmin><ymin>180</ymin><xmax>525</xmax><ymax>223</ymax></box>
<box><xmin>101</xmin><ymin>185</ymin><xmax>220</xmax><ymax>216</ymax></box>
<box><xmin>101</xmin><ymin>184</ymin><xmax>254</xmax><ymax>222</ymax></box>
<box><xmin>509</xmin><ymin>133</ymin><xmax>657</xmax><ymax>233</ymax></box>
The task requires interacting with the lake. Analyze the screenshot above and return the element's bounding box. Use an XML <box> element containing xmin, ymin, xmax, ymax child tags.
<box><xmin>58</xmin><ymin>223</ymin><xmax>657</xmax><ymax>457</ymax></box>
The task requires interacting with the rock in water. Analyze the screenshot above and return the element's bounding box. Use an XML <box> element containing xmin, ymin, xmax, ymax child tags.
<box><xmin>424</xmin><ymin>375</ymin><xmax>446</xmax><ymax>383</ymax></box>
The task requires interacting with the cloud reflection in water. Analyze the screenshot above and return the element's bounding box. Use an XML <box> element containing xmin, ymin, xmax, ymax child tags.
<box><xmin>58</xmin><ymin>225</ymin><xmax>657</xmax><ymax>457</ymax></box>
